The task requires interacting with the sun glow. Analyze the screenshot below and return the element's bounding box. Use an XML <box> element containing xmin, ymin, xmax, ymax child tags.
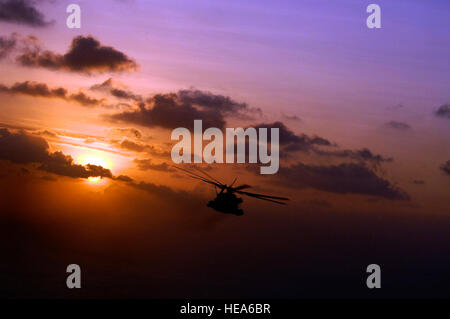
<box><xmin>77</xmin><ymin>154</ymin><xmax>112</xmax><ymax>185</ymax></box>
<box><xmin>58</xmin><ymin>143</ymin><xmax>132</xmax><ymax>185</ymax></box>
<box><xmin>79</xmin><ymin>155</ymin><xmax>110</xmax><ymax>168</ymax></box>
<box><xmin>87</xmin><ymin>176</ymin><xmax>102</xmax><ymax>183</ymax></box>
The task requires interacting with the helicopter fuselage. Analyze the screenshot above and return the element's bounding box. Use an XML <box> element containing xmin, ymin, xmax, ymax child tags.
<box><xmin>207</xmin><ymin>191</ymin><xmax>244</xmax><ymax>216</ymax></box>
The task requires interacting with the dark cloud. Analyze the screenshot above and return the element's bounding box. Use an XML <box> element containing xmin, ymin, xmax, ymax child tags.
<box><xmin>435</xmin><ymin>104</ymin><xmax>450</xmax><ymax>118</ymax></box>
<box><xmin>0</xmin><ymin>0</ymin><xmax>51</xmax><ymax>27</ymax></box>
<box><xmin>0</xmin><ymin>80</ymin><xmax>67</xmax><ymax>98</ymax></box>
<box><xmin>110</xmin><ymin>93</ymin><xmax>224</xmax><ymax>129</ymax></box>
<box><xmin>0</xmin><ymin>81</ymin><xmax>110</xmax><ymax>107</ymax></box>
<box><xmin>133</xmin><ymin>158</ymin><xmax>175</xmax><ymax>172</ymax></box>
<box><xmin>253</xmin><ymin>121</ymin><xmax>332</xmax><ymax>152</ymax></box>
<box><xmin>0</xmin><ymin>128</ymin><xmax>49</xmax><ymax>163</ymax></box>
<box><xmin>91</xmin><ymin>78</ymin><xmax>142</xmax><ymax>101</ymax></box>
<box><xmin>0</xmin><ymin>34</ymin><xmax>17</xmax><ymax>59</ymax></box>
<box><xmin>178</xmin><ymin>89</ymin><xmax>262</xmax><ymax>119</ymax></box>
<box><xmin>440</xmin><ymin>160</ymin><xmax>450</xmax><ymax>176</ymax></box>
<box><xmin>39</xmin><ymin>151</ymin><xmax>113</xmax><ymax>179</ymax></box>
<box><xmin>384</xmin><ymin>121</ymin><xmax>411</xmax><ymax>131</ymax></box>
<box><xmin>0</xmin><ymin>128</ymin><xmax>116</xmax><ymax>180</ymax></box>
<box><xmin>314</xmin><ymin>148</ymin><xmax>393</xmax><ymax>166</ymax></box>
<box><xmin>252</xmin><ymin>122</ymin><xmax>392</xmax><ymax>168</ymax></box>
<box><xmin>114</xmin><ymin>174</ymin><xmax>134</xmax><ymax>182</ymax></box>
<box><xmin>275</xmin><ymin>162</ymin><xmax>409</xmax><ymax>200</ymax></box>
<box><xmin>108</xmin><ymin>89</ymin><xmax>261</xmax><ymax>130</ymax></box>
<box><xmin>17</xmin><ymin>35</ymin><xmax>138</xmax><ymax>74</ymax></box>
<box><xmin>69</xmin><ymin>92</ymin><xmax>105</xmax><ymax>108</ymax></box>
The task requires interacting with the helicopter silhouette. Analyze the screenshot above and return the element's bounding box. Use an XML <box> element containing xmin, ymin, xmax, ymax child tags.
<box><xmin>174</xmin><ymin>166</ymin><xmax>289</xmax><ymax>216</ymax></box>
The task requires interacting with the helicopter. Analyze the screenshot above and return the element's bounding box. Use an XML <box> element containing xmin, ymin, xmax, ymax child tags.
<box><xmin>173</xmin><ymin>166</ymin><xmax>289</xmax><ymax>216</ymax></box>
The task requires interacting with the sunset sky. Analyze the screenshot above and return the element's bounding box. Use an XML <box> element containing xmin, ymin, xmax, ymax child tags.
<box><xmin>1</xmin><ymin>0</ymin><xmax>449</xmax><ymax>298</ymax></box>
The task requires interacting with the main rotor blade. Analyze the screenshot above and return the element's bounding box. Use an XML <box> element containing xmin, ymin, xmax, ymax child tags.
<box><xmin>173</xmin><ymin>166</ymin><xmax>217</xmax><ymax>184</ymax></box>
<box><xmin>236</xmin><ymin>191</ymin><xmax>287</xmax><ymax>205</ymax></box>
<box><xmin>235</xmin><ymin>190</ymin><xmax>289</xmax><ymax>201</ymax></box>
<box><xmin>184</xmin><ymin>173</ymin><xmax>223</xmax><ymax>188</ymax></box>
<box><xmin>173</xmin><ymin>165</ymin><xmax>211</xmax><ymax>180</ymax></box>
<box><xmin>230</xmin><ymin>177</ymin><xmax>237</xmax><ymax>187</ymax></box>
<box><xmin>233</xmin><ymin>184</ymin><xmax>251</xmax><ymax>191</ymax></box>
<box><xmin>173</xmin><ymin>166</ymin><xmax>224</xmax><ymax>188</ymax></box>
<box><xmin>193</xmin><ymin>167</ymin><xmax>223</xmax><ymax>185</ymax></box>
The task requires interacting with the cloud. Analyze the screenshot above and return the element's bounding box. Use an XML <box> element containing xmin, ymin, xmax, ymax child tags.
<box><xmin>0</xmin><ymin>0</ymin><xmax>51</xmax><ymax>27</ymax></box>
<box><xmin>115</xmin><ymin>138</ymin><xmax>171</xmax><ymax>158</ymax></box>
<box><xmin>109</xmin><ymin>94</ymin><xmax>225</xmax><ymax>129</ymax></box>
<box><xmin>0</xmin><ymin>33</ymin><xmax>41</xmax><ymax>59</ymax></box>
<box><xmin>109</xmin><ymin>89</ymin><xmax>259</xmax><ymax>129</ymax></box>
<box><xmin>275</xmin><ymin>162</ymin><xmax>409</xmax><ymax>200</ymax></box>
<box><xmin>0</xmin><ymin>128</ymin><xmax>116</xmax><ymax>179</ymax></box>
<box><xmin>251</xmin><ymin>121</ymin><xmax>392</xmax><ymax>168</ymax></box>
<box><xmin>177</xmin><ymin>89</ymin><xmax>262</xmax><ymax>119</ymax></box>
<box><xmin>0</xmin><ymin>128</ymin><xmax>49</xmax><ymax>163</ymax></box>
<box><xmin>313</xmin><ymin>148</ymin><xmax>393</xmax><ymax>166</ymax></box>
<box><xmin>119</xmin><ymin>139</ymin><xmax>148</xmax><ymax>152</ymax></box>
<box><xmin>384</xmin><ymin>121</ymin><xmax>411</xmax><ymax>131</ymax></box>
<box><xmin>68</xmin><ymin>92</ymin><xmax>105</xmax><ymax>108</ymax></box>
<box><xmin>0</xmin><ymin>34</ymin><xmax>17</xmax><ymax>59</ymax></box>
<box><xmin>17</xmin><ymin>35</ymin><xmax>138</xmax><ymax>74</ymax></box>
<box><xmin>435</xmin><ymin>104</ymin><xmax>450</xmax><ymax>118</ymax></box>
<box><xmin>0</xmin><ymin>81</ymin><xmax>109</xmax><ymax>107</ymax></box>
<box><xmin>114</xmin><ymin>174</ymin><xmax>134</xmax><ymax>182</ymax></box>
<box><xmin>133</xmin><ymin>158</ymin><xmax>175</xmax><ymax>172</ymax></box>
<box><xmin>90</xmin><ymin>78</ymin><xmax>142</xmax><ymax>101</ymax></box>
<box><xmin>440</xmin><ymin>160</ymin><xmax>450</xmax><ymax>175</ymax></box>
<box><xmin>253</xmin><ymin>121</ymin><xmax>332</xmax><ymax>152</ymax></box>
<box><xmin>39</xmin><ymin>151</ymin><xmax>113</xmax><ymax>179</ymax></box>
<box><xmin>0</xmin><ymin>80</ymin><xmax>67</xmax><ymax>98</ymax></box>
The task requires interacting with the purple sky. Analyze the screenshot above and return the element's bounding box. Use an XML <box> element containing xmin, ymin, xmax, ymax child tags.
<box><xmin>15</xmin><ymin>0</ymin><xmax>448</xmax><ymax>108</ymax></box>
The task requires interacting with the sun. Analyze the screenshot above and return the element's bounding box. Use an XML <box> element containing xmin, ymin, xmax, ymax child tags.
<box><xmin>87</xmin><ymin>176</ymin><xmax>102</xmax><ymax>183</ymax></box>
<box><xmin>77</xmin><ymin>154</ymin><xmax>112</xmax><ymax>184</ymax></box>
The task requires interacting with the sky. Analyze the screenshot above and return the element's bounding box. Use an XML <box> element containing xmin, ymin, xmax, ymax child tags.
<box><xmin>0</xmin><ymin>0</ymin><xmax>449</xmax><ymax>298</ymax></box>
